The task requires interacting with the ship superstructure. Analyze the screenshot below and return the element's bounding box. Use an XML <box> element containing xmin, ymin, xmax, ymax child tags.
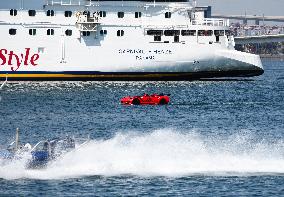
<box><xmin>0</xmin><ymin>0</ymin><xmax>263</xmax><ymax>80</ymax></box>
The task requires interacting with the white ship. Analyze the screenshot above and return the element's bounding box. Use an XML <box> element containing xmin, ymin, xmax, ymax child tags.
<box><xmin>0</xmin><ymin>0</ymin><xmax>263</xmax><ymax>80</ymax></box>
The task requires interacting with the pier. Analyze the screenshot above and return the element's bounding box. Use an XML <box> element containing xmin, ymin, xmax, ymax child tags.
<box><xmin>212</xmin><ymin>14</ymin><xmax>284</xmax><ymax>25</ymax></box>
<box><xmin>229</xmin><ymin>23</ymin><xmax>284</xmax><ymax>57</ymax></box>
<box><xmin>235</xmin><ymin>34</ymin><xmax>284</xmax><ymax>44</ymax></box>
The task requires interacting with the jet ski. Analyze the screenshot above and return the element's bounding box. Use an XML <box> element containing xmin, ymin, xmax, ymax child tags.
<box><xmin>0</xmin><ymin>128</ymin><xmax>89</xmax><ymax>169</ymax></box>
<box><xmin>26</xmin><ymin>137</ymin><xmax>76</xmax><ymax>168</ymax></box>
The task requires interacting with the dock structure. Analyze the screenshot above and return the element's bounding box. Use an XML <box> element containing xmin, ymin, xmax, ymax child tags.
<box><xmin>212</xmin><ymin>14</ymin><xmax>284</xmax><ymax>25</ymax></box>
<box><xmin>235</xmin><ymin>34</ymin><xmax>284</xmax><ymax>44</ymax></box>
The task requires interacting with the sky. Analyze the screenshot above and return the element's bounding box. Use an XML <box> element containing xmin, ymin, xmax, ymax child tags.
<box><xmin>197</xmin><ymin>0</ymin><xmax>284</xmax><ymax>16</ymax></box>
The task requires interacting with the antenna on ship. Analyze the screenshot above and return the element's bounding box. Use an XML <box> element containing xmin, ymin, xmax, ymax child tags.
<box><xmin>190</xmin><ymin>0</ymin><xmax>197</xmax><ymax>21</ymax></box>
<box><xmin>193</xmin><ymin>0</ymin><xmax>197</xmax><ymax>8</ymax></box>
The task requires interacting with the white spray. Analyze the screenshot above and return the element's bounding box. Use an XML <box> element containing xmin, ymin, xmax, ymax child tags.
<box><xmin>0</xmin><ymin>129</ymin><xmax>283</xmax><ymax>180</ymax></box>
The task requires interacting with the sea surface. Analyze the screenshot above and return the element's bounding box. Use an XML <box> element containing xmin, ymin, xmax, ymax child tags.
<box><xmin>0</xmin><ymin>59</ymin><xmax>283</xmax><ymax>196</ymax></box>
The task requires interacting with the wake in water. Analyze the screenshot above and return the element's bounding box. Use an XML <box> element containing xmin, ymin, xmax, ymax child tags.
<box><xmin>0</xmin><ymin>129</ymin><xmax>283</xmax><ymax>180</ymax></box>
<box><xmin>0</xmin><ymin>74</ymin><xmax>8</xmax><ymax>102</ymax></box>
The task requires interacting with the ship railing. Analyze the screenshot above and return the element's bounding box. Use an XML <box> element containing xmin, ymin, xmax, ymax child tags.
<box><xmin>45</xmin><ymin>0</ymin><xmax>91</xmax><ymax>6</ymax></box>
<box><xmin>76</xmin><ymin>23</ymin><xmax>99</xmax><ymax>32</ymax></box>
<box><xmin>191</xmin><ymin>18</ymin><xmax>229</xmax><ymax>26</ymax></box>
<box><xmin>144</xmin><ymin>25</ymin><xmax>189</xmax><ymax>29</ymax></box>
<box><xmin>76</xmin><ymin>14</ymin><xmax>100</xmax><ymax>24</ymax></box>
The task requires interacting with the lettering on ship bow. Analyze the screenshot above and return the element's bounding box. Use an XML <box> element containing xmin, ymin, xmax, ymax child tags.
<box><xmin>118</xmin><ymin>49</ymin><xmax>173</xmax><ymax>61</ymax></box>
<box><xmin>0</xmin><ymin>48</ymin><xmax>40</xmax><ymax>71</ymax></box>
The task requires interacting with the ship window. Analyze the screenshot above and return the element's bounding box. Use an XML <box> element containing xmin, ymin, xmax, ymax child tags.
<box><xmin>198</xmin><ymin>30</ymin><xmax>213</xmax><ymax>36</ymax></box>
<box><xmin>10</xmin><ymin>9</ymin><xmax>17</xmax><ymax>16</ymax></box>
<box><xmin>225</xmin><ymin>30</ymin><xmax>233</xmax><ymax>36</ymax></box>
<box><xmin>47</xmin><ymin>29</ymin><xmax>54</xmax><ymax>35</ymax></box>
<box><xmin>118</xmin><ymin>12</ymin><xmax>124</xmax><ymax>18</ymax></box>
<box><xmin>147</xmin><ymin>30</ymin><xmax>163</xmax><ymax>36</ymax></box>
<box><xmin>216</xmin><ymin>36</ymin><xmax>219</xmax><ymax>42</ymax></box>
<box><xmin>29</xmin><ymin>29</ymin><xmax>36</xmax><ymax>36</ymax></box>
<box><xmin>174</xmin><ymin>35</ymin><xmax>179</xmax><ymax>42</ymax></box>
<box><xmin>9</xmin><ymin>28</ymin><xmax>17</xmax><ymax>35</ymax></box>
<box><xmin>82</xmin><ymin>31</ymin><xmax>90</xmax><ymax>36</ymax></box>
<box><xmin>214</xmin><ymin>30</ymin><xmax>224</xmax><ymax>36</ymax></box>
<box><xmin>99</xmin><ymin>11</ymin><xmax>106</xmax><ymax>17</ymax></box>
<box><xmin>117</xmin><ymin>30</ymin><xmax>124</xmax><ymax>37</ymax></box>
<box><xmin>154</xmin><ymin>35</ymin><xmax>161</xmax><ymax>41</ymax></box>
<box><xmin>46</xmin><ymin>10</ymin><xmax>55</xmax><ymax>16</ymax></box>
<box><xmin>65</xmin><ymin>11</ymin><xmax>72</xmax><ymax>17</ymax></box>
<box><xmin>28</xmin><ymin>10</ymin><xmax>36</xmax><ymax>16</ymax></box>
<box><xmin>165</xmin><ymin>12</ymin><xmax>171</xmax><ymax>18</ymax></box>
<box><xmin>65</xmin><ymin>29</ymin><xmax>72</xmax><ymax>36</ymax></box>
<box><xmin>135</xmin><ymin>12</ymin><xmax>142</xmax><ymax>18</ymax></box>
<box><xmin>164</xmin><ymin>30</ymin><xmax>180</xmax><ymax>36</ymax></box>
<box><xmin>83</xmin><ymin>11</ymin><xmax>90</xmax><ymax>16</ymax></box>
<box><xmin>181</xmin><ymin>30</ymin><xmax>196</xmax><ymax>36</ymax></box>
<box><xmin>100</xmin><ymin>30</ymin><xmax>107</xmax><ymax>35</ymax></box>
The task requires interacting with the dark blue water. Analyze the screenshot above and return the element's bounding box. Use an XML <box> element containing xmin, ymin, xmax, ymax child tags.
<box><xmin>0</xmin><ymin>59</ymin><xmax>283</xmax><ymax>196</ymax></box>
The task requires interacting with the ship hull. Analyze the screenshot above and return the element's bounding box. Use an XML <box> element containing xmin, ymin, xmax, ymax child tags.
<box><xmin>0</xmin><ymin>48</ymin><xmax>264</xmax><ymax>80</ymax></box>
<box><xmin>0</xmin><ymin>69</ymin><xmax>263</xmax><ymax>81</ymax></box>
<box><xmin>0</xmin><ymin>0</ymin><xmax>264</xmax><ymax>81</ymax></box>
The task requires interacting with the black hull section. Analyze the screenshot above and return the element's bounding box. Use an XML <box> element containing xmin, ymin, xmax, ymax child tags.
<box><xmin>0</xmin><ymin>69</ymin><xmax>264</xmax><ymax>81</ymax></box>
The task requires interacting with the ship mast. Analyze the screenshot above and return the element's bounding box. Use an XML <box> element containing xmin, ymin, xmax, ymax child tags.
<box><xmin>191</xmin><ymin>0</ymin><xmax>197</xmax><ymax>20</ymax></box>
<box><xmin>193</xmin><ymin>0</ymin><xmax>197</xmax><ymax>8</ymax></box>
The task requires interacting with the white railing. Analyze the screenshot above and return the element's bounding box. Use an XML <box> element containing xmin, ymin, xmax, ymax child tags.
<box><xmin>46</xmin><ymin>0</ymin><xmax>91</xmax><ymax>6</ymax></box>
<box><xmin>192</xmin><ymin>18</ymin><xmax>229</xmax><ymax>27</ymax></box>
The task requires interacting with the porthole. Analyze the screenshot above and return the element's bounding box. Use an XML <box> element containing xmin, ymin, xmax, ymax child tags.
<box><xmin>9</xmin><ymin>28</ymin><xmax>17</xmax><ymax>35</ymax></box>
<box><xmin>99</xmin><ymin>11</ymin><xmax>106</xmax><ymax>17</ymax></box>
<box><xmin>28</xmin><ymin>10</ymin><xmax>36</xmax><ymax>16</ymax></box>
<box><xmin>10</xmin><ymin>9</ymin><xmax>17</xmax><ymax>16</ymax></box>
<box><xmin>117</xmin><ymin>30</ymin><xmax>124</xmax><ymax>37</ymax></box>
<box><xmin>47</xmin><ymin>29</ymin><xmax>54</xmax><ymax>35</ymax></box>
<box><xmin>65</xmin><ymin>11</ymin><xmax>72</xmax><ymax>17</ymax></box>
<box><xmin>100</xmin><ymin>30</ymin><xmax>107</xmax><ymax>35</ymax></box>
<box><xmin>29</xmin><ymin>29</ymin><xmax>36</xmax><ymax>36</ymax></box>
<box><xmin>82</xmin><ymin>31</ymin><xmax>90</xmax><ymax>36</ymax></box>
<box><xmin>135</xmin><ymin>12</ymin><xmax>142</xmax><ymax>18</ymax></box>
<box><xmin>165</xmin><ymin>12</ymin><xmax>171</xmax><ymax>18</ymax></box>
<box><xmin>47</xmin><ymin>10</ymin><xmax>55</xmax><ymax>16</ymax></box>
<box><xmin>118</xmin><ymin>12</ymin><xmax>124</xmax><ymax>18</ymax></box>
<box><xmin>65</xmin><ymin>29</ymin><xmax>72</xmax><ymax>36</ymax></box>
